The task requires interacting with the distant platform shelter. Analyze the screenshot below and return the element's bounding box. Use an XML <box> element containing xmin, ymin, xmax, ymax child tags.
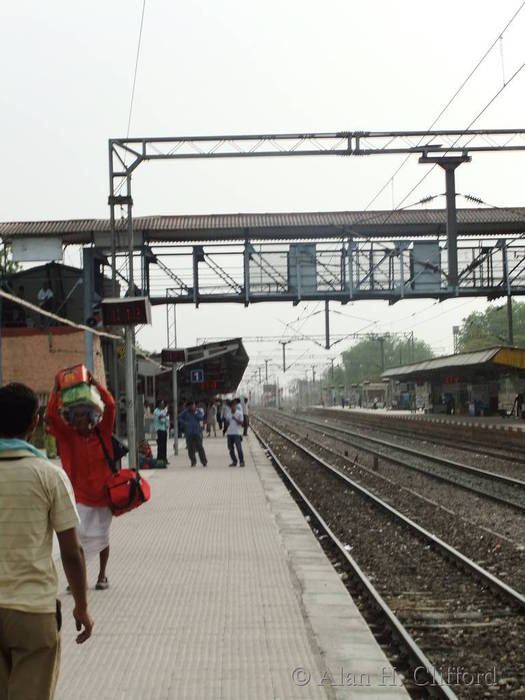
<box><xmin>382</xmin><ymin>346</ymin><xmax>525</xmax><ymax>416</ymax></box>
<box><xmin>139</xmin><ymin>338</ymin><xmax>249</xmax><ymax>407</ymax></box>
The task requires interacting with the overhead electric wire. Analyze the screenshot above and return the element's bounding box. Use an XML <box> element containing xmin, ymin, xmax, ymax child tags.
<box><xmin>126</xmin><ymin>0</ymin><xmax>147</xmax><ymax>140</ymax></box>
<box><xmin>113</xmin><ymin>0</ymin><xmax>147</xmax><ymax>198</ymax></box>
<box><xmin>395</xmin><ymin>57</ymin><xmax>525</xmax><ymax>213</ymax></box>
<box><xmin>343</xmin><ymin>56</ymin><xmax>525</xmax><ymax>337</ymax></box>
<box><xmin>255</xmin><ymin>8</ymin><xmax>525</xmax><ymax>371</ymax></box>
<box><xmin>402</xmin><ymin>299</ymin><xmax>478</xmax><ymax>332</ymax></box>
<box><xmin>364</xmin><ymin>0</ymin><xmax>525</xmax><ymax>212</ymax></box>
<box><xmin>459</xmin><ymin>193</ymin><xmax>525</xmax><ymax>230</ymax></box>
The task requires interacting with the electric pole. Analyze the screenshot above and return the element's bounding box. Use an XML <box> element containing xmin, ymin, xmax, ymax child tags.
<box><xmin>502</xmin><ymin>241</ymin><xmax>514</xmax><ymax>345</ymax></box>
<box><xmin>325</xmin><ymin>300</ymin><xmax>330</xmax><ymax>349</ymax></box>
<box><xmin>279</xmin><ymin>340</ymin><xmax>291</xmax><ymax>372</ymax></box>
<box><xmin>378</xmin><ymin>336</ymin><xmax>385</xmax><ymax>373</ymax></box>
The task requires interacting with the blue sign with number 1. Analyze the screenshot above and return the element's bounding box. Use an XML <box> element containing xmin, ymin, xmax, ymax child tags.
<box><xmin>190</xmin><ymin>369</ymin><xmax>204</xmax><ymax>384</ymax></box>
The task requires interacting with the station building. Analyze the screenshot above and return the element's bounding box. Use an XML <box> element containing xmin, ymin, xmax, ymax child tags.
<box><xmin>382</xmin><ymin>346</ymin><xmax>525</xmax><ymax>416</ymax></box>
<box><xmin>1</xmin><ymin>260</ymin><xmax>115</xmax><ymax>388</ymax></box>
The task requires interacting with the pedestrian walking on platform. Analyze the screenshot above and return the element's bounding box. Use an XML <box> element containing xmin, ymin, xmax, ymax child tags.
<box><xmin>179</xmin><ymin>400</ymin><xmax>208</xmax><ymax>467</ymax></box>
<box><xmin>47</xmin><ymin>371</ymin><xmax>116</xmax><ymax>590</ymax></box>
<box><xmin>242</xmin><ymin>397</ymin><xmax>250</xmax><ymax>436</ymax></box>
<box><xmin>1</xmin><ymin>383</ymin><xmax>93</xmax><ymax>700</ymax></box>
<box><xmin>206</xmin><ymin>400</ymin><xmax>217</xmax><ymax>437</ymax></box>
<box><xmin>216</xmin><ymin>399</ymin><xmax>223</xmax><ymax>431</ymax></box>
<box><xmin>221</xmin><ymin>400</ymin><xmax>231</xmax><ymax>436</ymax></box>
<box><xmin>144</xmin><ymin>401</ymin><xmax>154</xmax><ymax>438</ymax></box>
<box><xmin>227</xmin><ymin>399</ymin><xmax>245</xmax><ymax>467</ymax></box>
<box><xmin>153</xmin><ymin>399</ymin><xmax>170</xmax><ymax>464</ymax></box>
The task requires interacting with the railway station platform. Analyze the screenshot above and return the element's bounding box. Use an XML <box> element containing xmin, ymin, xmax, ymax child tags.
<box><xmin>54</xmin><ymin>431</ymin><xmax>408</xmax><ymax>700</ymax></box>
<box><xmin>322</xmin><ymin>405</ymin><xmax>525</xmax><ymax>432</ymax></box>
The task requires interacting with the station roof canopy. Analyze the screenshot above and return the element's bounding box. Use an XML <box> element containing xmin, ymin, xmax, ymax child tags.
<box><xmin>2</xmin><ymin>207</ymin><xmax>525</xmax><ymax>244</ymax></box>
<box><xmin>178</xmin><ymin>337</ymin><xmax>249</xmax><ymax>396</ymax></box>
<box><xmin>381</xmin><ymin>346</ymin><xmax>525</xmax><ymax>380</ymax></box>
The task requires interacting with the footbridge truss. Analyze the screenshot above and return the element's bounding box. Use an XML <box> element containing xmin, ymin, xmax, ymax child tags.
<box><xmin>2</xmin><ymin>206</ymin><xmax>525</xmax><ymax>305</ymax></box>
<box><xmin>136</xmin><ymin>209</ymin><xmax>525</xmax><ymax>305</ymax></box>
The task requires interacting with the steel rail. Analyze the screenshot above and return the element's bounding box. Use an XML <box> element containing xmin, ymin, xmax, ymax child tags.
<box><xmin>274</xmin><ymin>411</ymin><xmax>525</xmax><ymax>513</ymax></box>
<box><xmin>312</xmin><ymin>409</ymin><xmax>525</xmax><ymax>465</ymax></box>
<box><xmin>254</xmin><ymin>414</ymin><xmax>525</xmax><ymax>612</ymax></box>
<box><xmin>251</xmin><ymin>423</ymin><xmax>460</xmax><ymax>700</ymax></box>
<box><xmin>294</xmin><ymin>412</ymin><xmax>525</xmax><ymax>489</ymax></box>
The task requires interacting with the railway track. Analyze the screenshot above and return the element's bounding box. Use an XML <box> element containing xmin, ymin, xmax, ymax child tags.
<box><xmin>252</xmin><ymin>415</ymin><xmax>525</xmax><ymax>699</ymax></box>
<box><xmin>273</xmin><ymin>410</ymin><xmax>525</xmax><ymax>512</ymax></box>
<box><xmin>255</xmin><ymin>410</ymin><xmax>525</xmax><ymax>592</ymax></box>
<box><xmin>308</xmin><ymin>408</ymin><xmax>525</xmax><ymax>465</ymax></box>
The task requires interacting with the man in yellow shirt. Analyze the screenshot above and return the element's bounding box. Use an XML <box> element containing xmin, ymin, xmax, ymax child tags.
<box><xmin>0</xmin><ymin>383</ymin><xmax>93</xmax><ymax>700</ymax></box>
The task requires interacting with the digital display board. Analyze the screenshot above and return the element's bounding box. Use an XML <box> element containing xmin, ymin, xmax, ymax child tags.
<box><xmin>101</xmin><ymin>297</ymin><xmax>152</xmax><ymax>326</ymax></box>
<box><xmin>161</xmin><ymin>348</ymin><xmax>187</xmax><ymax>364</ymax></box>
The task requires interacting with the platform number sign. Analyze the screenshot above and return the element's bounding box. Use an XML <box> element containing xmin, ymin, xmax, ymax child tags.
<box><xmin>190</xmin><ymin>369</ymin><xmax>204</xmax><ymax>384</ymax></box>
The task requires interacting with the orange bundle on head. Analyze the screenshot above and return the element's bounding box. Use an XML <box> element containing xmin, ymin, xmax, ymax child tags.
<box><xmin>56</xmin><ymin>364</ymin><xmax>90</xmax><ymax>390</ymax></box>
<box><xmin>56</xmin><ymin>364</ymin><xmax>104</xmax><ymax>415</ymax></box>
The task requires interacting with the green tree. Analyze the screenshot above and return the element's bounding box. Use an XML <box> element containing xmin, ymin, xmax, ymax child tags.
<box><xmin>0</xmin><ymin>245</ymin><xmax>20</xmax><ymax>276</ymax></box>
<box><xmin>321</xmin><ymin>335</ymin><xmax>434</xmax><ymax>386</ymax></box>
<box><xmin>457</xmin><ymin>302</ymin><xmax>525</xmax><ymax>351</ymax></box>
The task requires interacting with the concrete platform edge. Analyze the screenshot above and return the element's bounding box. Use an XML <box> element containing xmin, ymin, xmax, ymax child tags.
<box><xmin>248</xmin><ymin>434</ymin><xmax>409</xmax><ymax>699</ymax></box>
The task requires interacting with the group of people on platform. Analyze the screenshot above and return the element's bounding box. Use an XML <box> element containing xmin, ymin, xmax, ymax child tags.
<box><xmin>176</xmin><ymin>396</ymin><xmax>249</xmax><ymax>468</ymax></box>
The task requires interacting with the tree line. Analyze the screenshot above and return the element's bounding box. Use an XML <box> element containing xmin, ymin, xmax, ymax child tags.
<box><xmin>321</xmin><ymin>300</ymin><xmax>525</xmax><ymax>386</ymax></box>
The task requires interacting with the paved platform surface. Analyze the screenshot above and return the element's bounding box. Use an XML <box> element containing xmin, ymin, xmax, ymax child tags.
<box><xmin>55</xmin><ymin>432</ymin><xmax>408</xmax><ymax>700</ymax></box>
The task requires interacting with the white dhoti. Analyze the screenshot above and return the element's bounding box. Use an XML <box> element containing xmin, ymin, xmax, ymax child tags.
<box><xmin>77</xmin><ymin>504</ymin><xmax>112</xmax><ymax>559</ymax></box>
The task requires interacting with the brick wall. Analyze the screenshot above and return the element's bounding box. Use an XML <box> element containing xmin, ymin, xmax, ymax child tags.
<box><xmin>1</xmin><ymin>327</ymin><xmax>106</xmax><ymax>400</ymax></box>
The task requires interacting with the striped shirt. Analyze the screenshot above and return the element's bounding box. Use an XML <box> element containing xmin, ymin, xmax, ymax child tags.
<box><xmin>0</xmin><ymin>448</ymin><xmax>79</xmax><ymax>613</ymax></box>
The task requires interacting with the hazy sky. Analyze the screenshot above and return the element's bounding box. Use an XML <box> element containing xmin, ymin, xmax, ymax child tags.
<box><xmin>3</xmin><ymin>1</ymin><xmax>525</xmax><ymax>388</ymax></box>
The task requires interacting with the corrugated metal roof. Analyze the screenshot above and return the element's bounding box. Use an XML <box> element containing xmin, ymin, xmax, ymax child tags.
<box><xmin>1</xmin><ymin>207</ymin><xmax>525</xmax><ymax>243</ymax></box>
<box><xmin>381</xmin><ymin>347</ymin><xmax>503</xmax><ymax>378</ymax></box>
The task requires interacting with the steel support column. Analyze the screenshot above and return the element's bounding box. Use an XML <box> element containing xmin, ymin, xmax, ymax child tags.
<box><xmin>419</xmin><ymin>154</ymin><xmax>470</xmax><ymax>292</ymax></box>
<box><xmin>325</xmin><ymin>300</ymin><xmax>330</xmax><ymax>349</ymax></box>
<box><xmin>107</xmin><ymin>147</ymin><xmax>123</xmax><ymax>436</ymax></box>
<box><xmin>172</xmin><ymin>366</ymin><xmax>178</xmax><ymax>456</ymax></box>
<box><xmin>166</xmin><ymin>301</ymin><xmax>177</xmax><ymax>348</ymax></box>
<box><xmin>445</xmin><ymin>165</ymin><xmax>459</xmax><ymax>291</ymax></box>
<box><xmin>280</xmin><ymin>340</ymin><xmax>290</xmax><ymax>373</ymax></box>
<box><xmin>243</xmin><ymin>238</ymin><xmax>251</xmax><ymax>307</ymax></box>
<box><xmin>378</xmin><ymin>336</ymin><xmax>385</xmax><ymax>372</ymax></box>
<box><xmin>502</xmin><ymin>241</ymin><xmax>514</xmax><ymax>345</ymax></box>
<box><xmin>507</xmin><ymin>296</ymin><xmax>514</xmax><ymax>345</ymax></box>
<box><xmin>347</xmin><ymin>238</ymin><xmax>354</xmax><ymax>300</ymax></box>
<box><xmin>82</xmin><ymin>247</ymin><xmax>95</xmax><ymax>372</ymax></box>
<box><xmin>125</xmin><ymin>176</ymin><xmax>137</xmax><ymax>471</ymax></box>
<box><xmin>193</xmin><ymin>247</ymin><xmax>204</xmax><ymax>307</ymax></box>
